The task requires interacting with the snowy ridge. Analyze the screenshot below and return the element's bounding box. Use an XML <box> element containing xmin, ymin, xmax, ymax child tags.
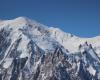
<box><xmin>0</xmin><ymin>17</ymin><xmax>100</xmax><ymax>80</ymax></box>
<box><xmin>0</xmin><ymin>17</ymin><xmax>100</xmax><ymax>58</ymax></box>
<box><xmin>0</xmin><ymin>17</ymin><xmax>100</xmax><ymax>54</ymax></box>
<box><xmin>49</xmin><ymin>27</ymin><xmax>100</xmax><ymax>55</ymax></box>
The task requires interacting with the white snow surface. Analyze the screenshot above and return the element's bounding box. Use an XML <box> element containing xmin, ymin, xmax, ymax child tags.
<box><xmin>18</xmin><ymin>34</ymin><xmax>30</xmax><ymax>58</ymax></box>
<box><xmin>3</xmin><ymin>58</ymin><xmax>13</xmax><ymax>68</ymax></box>
<box><xmin>0</xmin><ymin>17</ymin><xmax>100</xmax><ymax>56</ymax></box>
<box><xmin>87</xmin><ymin>65</ymin><xmax>96</xmax><ymax>76</ymax></box>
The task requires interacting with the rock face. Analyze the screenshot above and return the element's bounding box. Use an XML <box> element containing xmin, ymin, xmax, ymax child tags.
<box><xmin>0</xmin><ymin>17</ymin><xmax>100</xmax><ymax>80</ymax></box>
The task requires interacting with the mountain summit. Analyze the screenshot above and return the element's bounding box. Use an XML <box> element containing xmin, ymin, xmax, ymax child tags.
<box><xmin>0</xmin><ymin>17</ymin><xmax>100</xmax><ymax>80</ymax></box>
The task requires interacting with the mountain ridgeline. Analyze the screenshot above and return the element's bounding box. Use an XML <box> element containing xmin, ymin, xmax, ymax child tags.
<box><xmin>0</xmin><ymin>17</ymin><xmax>100</xmax><ymax>80</ymax></box>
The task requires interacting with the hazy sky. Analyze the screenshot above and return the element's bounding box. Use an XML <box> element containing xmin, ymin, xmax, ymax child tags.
<box><xmin>0</xmin><ymin>0</ymin><xmax>100</xmax><ymax>37</ymax></box>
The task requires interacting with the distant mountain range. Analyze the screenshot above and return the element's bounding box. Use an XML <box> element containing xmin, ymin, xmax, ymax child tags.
<box><xmin>0</xmin><ymin>17</ymin><xmax>100</xmax><ymax>80</ymax></box>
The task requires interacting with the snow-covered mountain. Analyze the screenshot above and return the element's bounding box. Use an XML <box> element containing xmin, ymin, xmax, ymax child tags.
<box><xmin>0</xmin><ymin>17</ymin><xmax>100</xmax><ymax>80</ymax></box>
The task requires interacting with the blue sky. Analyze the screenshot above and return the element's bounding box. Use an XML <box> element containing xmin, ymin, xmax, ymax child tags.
<box><xmin>0</xmin><ymin>0</ymin><xmax>100</xmax><ymax>37</ymax></box>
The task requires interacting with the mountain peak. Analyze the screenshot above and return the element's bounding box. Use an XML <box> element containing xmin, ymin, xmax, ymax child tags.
<box><xmin>0</xmin><ymin>17</ymin><xmax>100</xmax><ymax>80</ymax></box>
<box><xmin>14</xmin><ymin>16</ymin><xmax>29</xmax><ymax>22</ymax></box>
<box><xmin>13</xmin><ymin>16</ymin><xmax>37</xmax><ymax>25</ymax></box>
<box><xmin>0</xmin><ymin>17</ymin><xmax>100</xmax><ymax>54</ymax></box>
